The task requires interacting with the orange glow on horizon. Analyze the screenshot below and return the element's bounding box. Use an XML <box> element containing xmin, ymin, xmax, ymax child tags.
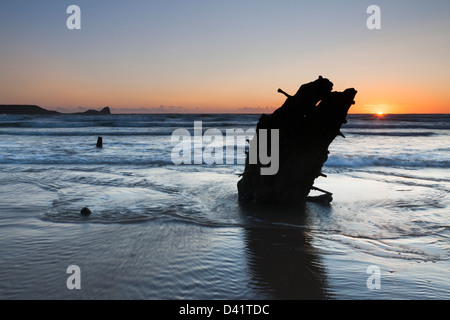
<box><xmin>1</xmin><ymin>2</ymin><xmax>450</xmax><ymax>115</ymax></box>
<box><xmin>2</xmin><ymin>78</ymin><xmax>449</xmax><ymax>114</ymax></box>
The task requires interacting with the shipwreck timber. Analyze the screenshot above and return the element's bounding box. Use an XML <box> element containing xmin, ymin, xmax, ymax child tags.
<box><xmin>237</xmin><ymin>76</ymin><xmax>357</xmax><ymax>205</ymax></box>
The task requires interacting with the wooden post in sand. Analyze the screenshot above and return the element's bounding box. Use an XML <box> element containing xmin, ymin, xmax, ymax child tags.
<box><xmin>96</xmin><ymin>137</ymin><xmax>103</xmax><ymax>148</ymax></box>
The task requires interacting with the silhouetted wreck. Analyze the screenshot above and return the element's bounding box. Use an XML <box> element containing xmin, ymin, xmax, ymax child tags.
<box><xmin>237</xmin><ymin>76</ymin><xmax>357</xmax><ymax>205</ymax></box>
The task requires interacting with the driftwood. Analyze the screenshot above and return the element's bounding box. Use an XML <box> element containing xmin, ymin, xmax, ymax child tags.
<box><xmin>237</xmin><ymin>76</ymin><xmax>357</xmax><ymax>205</ymax></box>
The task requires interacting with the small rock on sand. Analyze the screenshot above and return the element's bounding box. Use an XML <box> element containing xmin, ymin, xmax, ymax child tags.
<box><xmin>80</xmin><ymin>207</ymin><xmax>92</xmax><ymax>216</ymax></box>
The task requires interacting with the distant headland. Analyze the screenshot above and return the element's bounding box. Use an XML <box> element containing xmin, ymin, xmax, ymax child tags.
<box><xmin>0</xmin><ymin>105</ymin><xmax>111</xmax><ymax>115</ymax></box>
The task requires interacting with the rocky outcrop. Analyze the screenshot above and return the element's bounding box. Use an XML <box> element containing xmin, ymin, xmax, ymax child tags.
<box><xmin>0</xmin><ymin>105</ymin><xmax>59</xmax><ymax>115</ymax></box>
<box><xmin>237</xmin><ymin>76</ymin><xmax>357</xmax><ymax>205</ymax></box>
<box><xmin>75</xmin><ymin>107</ymin><xmax>111</xmax><ymax>115</ymax></box>
<box><xmin>0</xmin><ymin>105</ymin><xmax>111</xmax><ymax>115</ymax></box>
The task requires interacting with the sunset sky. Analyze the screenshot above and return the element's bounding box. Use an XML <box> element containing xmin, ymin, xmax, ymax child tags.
<box><xmin>1</xmin><ymin>0</ymin><xmax>449</xmax><ymax>114</ymax></box>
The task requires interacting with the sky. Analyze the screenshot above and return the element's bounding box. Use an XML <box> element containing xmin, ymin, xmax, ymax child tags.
<box><xmin>0</xmin><ymin>0</ymin><xmax>449</xmax><ymax>114</ymax></box>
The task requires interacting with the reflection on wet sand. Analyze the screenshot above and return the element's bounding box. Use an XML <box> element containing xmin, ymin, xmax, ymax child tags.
<box><xmin>238</xmin><ymin>202</ymin><xmax>330</xmax><ymax>299</ymax></box>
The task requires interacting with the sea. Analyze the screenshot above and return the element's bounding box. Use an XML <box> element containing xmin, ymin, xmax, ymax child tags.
<box><xmin>0</xmin><ymin>113</ymin><xmax>449</xmax><ymax>300</ymax></box>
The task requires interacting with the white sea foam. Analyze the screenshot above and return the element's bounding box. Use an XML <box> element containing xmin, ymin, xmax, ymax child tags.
<box><xmin>0</xmin><ymin>113</ymin><xmax>449</xmax><ymax>299</ymax></box>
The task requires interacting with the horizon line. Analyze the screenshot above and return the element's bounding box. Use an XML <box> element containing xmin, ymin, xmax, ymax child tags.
<box><xmin>1</xmin><ymin>104</ymin><xmax>449</xmax><ymax>115</ymax></box>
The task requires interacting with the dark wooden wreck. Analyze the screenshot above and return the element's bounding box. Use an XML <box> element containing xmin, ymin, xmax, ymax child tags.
<box><xmin>237</xmin><ymin>76</ymin><xmax>357</xmax><ymax>205</ymax></box>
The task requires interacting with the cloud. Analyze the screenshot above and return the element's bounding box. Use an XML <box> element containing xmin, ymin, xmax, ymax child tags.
<box><xmin>50</xmin><ymin>105</ymin><xmax>277</xmax><ymax>114</ymax></box>
<box><xmin>111</xmin><ymin>105</ymin><xmax>188</xmax><ymax>114</ymax></box>
<box><xmin>234</xmin><ymin>106</ymin><xmax>276</xmax><ymax>114</ymax></box>
<box><xmin>110</xmin><ymin>105</ymin><xmax>277</xmax><ymax>114</ymax></box>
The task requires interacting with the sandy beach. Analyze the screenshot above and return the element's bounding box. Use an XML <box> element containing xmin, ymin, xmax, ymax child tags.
<box><xmin>0</xmin><ymin>113</ymin><xmax>449</xmax><ymax>300</ymax></box>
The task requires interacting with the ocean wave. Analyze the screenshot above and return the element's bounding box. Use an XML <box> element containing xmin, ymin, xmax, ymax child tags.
<box><xmin>347</xmin><ymin>113</ymin><xmax>450</xmax><ymax>122</ymax></box>
<box><xmin>347</xmin><ymin>131</ymin><xmax>437</xmax><ymax>137</ymax></box>
<box><xmin>0</xmin><ymin>130</ymin><xmax>177</xmax><ymax>136</ymax></box>
<box><xmin>0</xmin><ymin>129</ymin><xmax>256</xmax><ymax>137</ymax></box>
<box><xmin>0</xmin><ymin>157</ymin><xmax>175</xmax><ymax>166</ymax></box>
<box><xmin>2</xmin><ymin>155</ymin><xmax>447</xmax><ymax>168</ymax></box>
<box><xmin>0</xmin><ymin>121</ymin><xmax>204</xmax><ymax>129</ymax></box>
<box><xmin>344</xmin><ymin>125</ymin><xmax>450</xmax><ymax>130</ymax></box>
<box><xmin>326</xmin><ymin>155</ymin><xmax>450</xmax><ymax>168</ymax></box>
<box><xmin>0</xmin><ymin>114</ymin><xmax>259</xmax><ymax>129</ymax></box>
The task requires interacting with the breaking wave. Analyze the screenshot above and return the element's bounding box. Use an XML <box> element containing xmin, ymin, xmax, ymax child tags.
<box><xmin>326</xmin><ymin>155</ymin><xmax>450</xmax><ymax>168</ymax></box>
